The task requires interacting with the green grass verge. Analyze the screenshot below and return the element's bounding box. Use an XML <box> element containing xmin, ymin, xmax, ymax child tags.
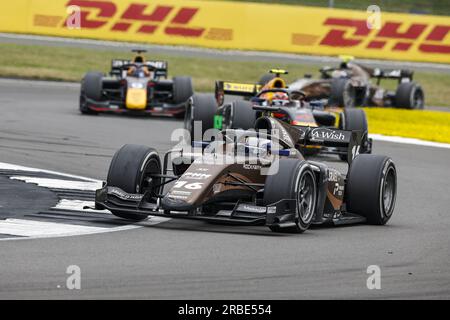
<box><xmin>364</xmin><ymin>108</ymin><xmax>450</xmax><ymax>144</ymax></box>
<box><xmin>205</xmin><ymin>0</ymin><xmax>450</xmax><ymax>16</ymax></box>
<box><xmin>1</xmin><ymin>43</ymin><xmax>450</xmax><ymax>144</ymax></box>
<box><xmin>0</xmin><ymin>43</ymin><xmax>449</xmax><ymax>107</ymax></box>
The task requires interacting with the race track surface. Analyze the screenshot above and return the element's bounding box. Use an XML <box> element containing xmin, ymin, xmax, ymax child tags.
<box><xmin>0</xmin><ymin>78</ymin><xmax>449</xmax><ymax>299</ymax></box>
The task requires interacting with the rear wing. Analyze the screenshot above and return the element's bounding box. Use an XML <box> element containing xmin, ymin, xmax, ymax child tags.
<box><xmin>295</xmin><ymin>126</ymin><xmax>362</xmax><ymax>164</ymax></box>
<box><xmin>110</xmin><ymin>59</ymin><xmax>168</xmax><ymax>78</ymax></box>
<box><xmin>371</xmin><ymin>68</ymin><xmax>413</xmax><ymax>82</ymax></box>
<box><xmin>215</xmin><ymin>81</ymin><xmax>262</xmax><ymax>104</ymax></box>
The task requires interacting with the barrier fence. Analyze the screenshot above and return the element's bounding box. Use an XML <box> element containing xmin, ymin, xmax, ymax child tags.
<box><xmin>1</xmin><ymin>0</ymin><xmax>449</xmax><ymax>63</ymax></box>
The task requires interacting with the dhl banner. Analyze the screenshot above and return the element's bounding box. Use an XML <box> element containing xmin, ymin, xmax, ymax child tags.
<box><xmin>1</xmin><ymin>0</ymin><xmax>449</xmax><ymax>63</ymax></box>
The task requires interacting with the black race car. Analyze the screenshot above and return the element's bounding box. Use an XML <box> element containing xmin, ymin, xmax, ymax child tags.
<box><xmin>288</xmin><ymin>55</ymin><xmax>424</xmax><ymax>109</ymax></box>
<box><xmin>94</xmin><ymin>116</ymin><xmax>397</xmax><ymax>233</ymax></box>
<box><xmin>79</xmin><ymin>49</ymin><xmax>193</xmax><ymax>117</ymax></box>
<box><xmin>184</xmin><ymin>70</ymin><xmax>372</xmax><ymax>160</ymax></box>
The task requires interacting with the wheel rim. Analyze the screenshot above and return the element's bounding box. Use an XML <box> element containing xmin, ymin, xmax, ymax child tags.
<box><xmin>297</xmin><ymin>170</ymin><xmax>316</xmax><ymax>224</ymax></box>
<box><xmin>413</xmin><ymin>89</ymin><xmax>424</xmax><ymax>109</ymax></box>
<box><xmin>140</xmin><ymin>158</ymin><xmax>161</xmax><ymax>195</ymax></box>
<box><xmin>382</xmin><ymin>166</ymin><xmax>396</xmax><ymax>217</ymax></box>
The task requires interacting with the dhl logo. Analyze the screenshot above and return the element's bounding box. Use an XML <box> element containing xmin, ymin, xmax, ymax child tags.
<box><xmin>64</xmin><ymin>0</ymin><xmax>205</xmax><ymax>37</ymax></box>
<box><xmin>319</xmin><ymin>18</ymin><xmax>449</xmax><ymax>55</ymax></box>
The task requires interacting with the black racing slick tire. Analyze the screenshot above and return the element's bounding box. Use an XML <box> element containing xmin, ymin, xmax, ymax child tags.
<box><xmin>258</xmin><ymin>73</ymin><xmax>276</xmax><ymax>86</ymax></box>
<box><xmin>82</xmin><ymin>72</ymin><xmax>103</xmax><ymax>101</ymax></box>
<box><xmin>173</xmin><ymin>76</ymin><xmax>194</xmax><ymax>105</ymax></box>
<box><xmin>346</xmin><ymin>154</ymin><xmax>397</xmax><ymax>225</ymax></box>
<box><xmin>229</xmin><ymin>100</ymin><xmax>258</xmax><ymax>130</ymax></box>
<box><xmin>184</xmin><ymin>93</ymin><xmax>217</xmax><ymax>143</ymax></box>
<box><xmin>330</xmin><ymin>78</ymin><xmax>356</xmax><ymax>108</ymax></box>
<box><xmin>395</xmin><ymin>82</ymin><xmax>424</xmax><ymax>109</ymax></box>
<box><xmin>338</xmin><ymin>109</ymin><xmax>369</xmax><ymax>161</ymax></box>
<box><xmin>79</xmin><ymin>94</ymin><xmax>97</xmax><ymax>115</ymax></box>
<box><xmin>80</xmin><ymin>72</ymin><xmax>103</xmax><ymax>115</ymax></box>
<box><xmin>264</xmin><ymin>159</ymin><xmax>317</xmax><ymax>233</ymax></box>
<box><xmin>107</xmin><ymin>144</ymin><xmax>162</xmax><ymax>221</ymax></box>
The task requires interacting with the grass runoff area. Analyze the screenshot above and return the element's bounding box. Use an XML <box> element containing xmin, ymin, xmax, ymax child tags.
<box><xmin>1</xmin><ymin>43</ymin><xmax>450</xmax><ymax>143</ymax></box>
<box><xmin>211</xmin><ymin>0</ymin><xmax>450</xmax><ymax>16</ymax></box>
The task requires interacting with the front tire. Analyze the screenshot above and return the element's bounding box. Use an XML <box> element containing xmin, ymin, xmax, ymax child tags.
<box><xmin>173</xmin><ymin>76</ymin><xmax>194</xmax><ymax>104</ymax></box>
<box><xmin>82</xmin><ymin>72</ymin><xmax>103</xmax><ymax>101</ymax></box>
<box><xmin>346</xmin><ymin>154</ymin><xmax>397</xmax><ymax>225</ymax></box>
<box><xmin>264</xmin><ymin>159</ymin><xmax>317</xmax><ymax>233</ymax></box>
<box><xmin>107</xmin><ymin>144</ymin><xmax>162</xmax><ymax>221</ymax></box>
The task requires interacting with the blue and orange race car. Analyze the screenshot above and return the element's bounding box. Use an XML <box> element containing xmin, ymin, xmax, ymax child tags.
<box><xmin>79</xmin><ymin>49</ymin><xmax>193</xmax><ymax>117</ymax></box>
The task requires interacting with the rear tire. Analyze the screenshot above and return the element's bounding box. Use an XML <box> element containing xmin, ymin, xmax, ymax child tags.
<box><xmin>346</xmin><ymin>154</ymin><xmax>397</xmax><ymax>225</ymax></box>
<box><xmin>184</xmin><ymin>94</ymin><xmax>217</xmax><ymax>143</ymax></box>
<box><xmin>107</xmin><ymin>144</ymin><xmax>162</xmax><ymax>221</ymax></box>
<box><xmin>264</xmin><ymin>159</ymin><xmax>317</xmax><ymax>233</ymax></box>
<box><xmin>338</xmin><ymin>109</ymin><xmax>369</xmax><ymax>161</ymax></box>
<box><xmin>395</xmin><ymin>82</ymin><xmax>424</xmax><ymax>109</ymax></box>
<box><xmin>229</xmin><ymin>100</ymin><xmax>258</xmax><ymax>130</ymax></box>
<box><xmin>330</xmin><ymin>78</ymin><xmax>355</xmax><ymax>108</ymax></box>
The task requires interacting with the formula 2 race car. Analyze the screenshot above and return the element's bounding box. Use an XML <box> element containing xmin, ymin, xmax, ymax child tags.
<box><xmin>286</xmin><ymin>56</ymin><xmax>424</xmax><ymax>109</ymax></box>
<box><xmin>79</xmin><ymin>49</ymin><xmax>193</xmax><ymax>117</ymax></box>
<box><xmin>184</xmin><ymin>70</ymin><xmax>372</xmax><ymax>160</ymax></box>
<box><xmin>94</xmin><ymin>117</ymin><xmax>397</xmax><ymax>233</ymax></box>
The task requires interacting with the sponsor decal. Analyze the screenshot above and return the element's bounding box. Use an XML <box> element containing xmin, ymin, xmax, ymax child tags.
<box><xmin>223</xmin><ymin>82</ymin><xmax>256</xmax><ymax>93</ymax></box>
<box><xmin>311</xmin><ymin>128</ymin><xmax>346</xmax><ymax>141</ymax></box>
<box><xmin>108</xmin><ymin>187</ymin><xmax>143</xmax><ymax>200</ymax></box>
<box><xmin>213</xmin><ymin>115</ymin><xmax>223</xmax><ymax>129</ymax></box>
<box><xmin>327</xmin><ymin>169</ymin><xmax>339</xmax><ymax>182</ymax></box>
<box><xmin>63</xmin><ymin>0</ymin><xmax>206</xmax><ymax>37</ymax></box>
<box><xmin>243</xmin><ymin>164</ymin><xmax>262</xmax><ymax>170</ymax></box>
<box><xmin>333</xmin><ymin>183</ymin><xmax>344</xmax><ymax>197</ymax></box>
<box><xmin>318</xmin><ymin>18</ymin><xmax>450</xmax><ymax>55</ymax></box>
<box><xmin>238</xmin><ymin>204</ymin><xmax>267</xmax><ymax>214</ymax></box>
<box><xmin>167</xmin><ymin>194</ymin><xmax>188</xmax><ymax>200</ymax></box>
<box><xmin>170</xmin><ymin>190</ymin><xmax>192</xmax><ymax>196</ymax></box>
<box><xmin>183</xmin><ymin>172</ymin><xmax>211</xmax><ymax>180</ymax></box>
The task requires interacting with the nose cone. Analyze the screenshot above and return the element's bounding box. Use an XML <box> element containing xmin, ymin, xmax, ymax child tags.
<box><xmin>161</xmin><ymin>195</ymin><xmax>193</xmax><ymax>211</ymax></box>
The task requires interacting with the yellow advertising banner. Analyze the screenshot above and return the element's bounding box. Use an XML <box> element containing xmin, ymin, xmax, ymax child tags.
<box><xmin>1</xmin><ymin>0</ymin><xmax>449</xmax><ymax>63</ymax></box>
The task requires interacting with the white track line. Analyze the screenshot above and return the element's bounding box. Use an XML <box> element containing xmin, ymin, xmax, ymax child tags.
<box><xmin>0</xmin><ymin>218</ymin><xmax>110</xmax><ymax>237</ymax></box>
<box><xmin>10</xmin><ymin>176</ymin><xmax>101</xmax><ymax>191</ymax></box>
<box><xmin>53</xmin><ymin>199</ymin><xmax>110</xmax><ymax>213</ymax></box>
<box><xmin>0</xmin><ymin>162</ymin><xmax>99</xmax><ymax>182</ymax></box>
<box><xmin>369</xmin><ymin>134</ymin><xmax>450</xmax><ymax>149</ymax></box>
<box><xmin>0</xmin><ymin>162</ymin><xmax>171</xmax><ymax>241</ymax></box>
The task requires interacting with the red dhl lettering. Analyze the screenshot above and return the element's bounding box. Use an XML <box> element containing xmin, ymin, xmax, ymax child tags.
<box><xmin>64</xmin><ymin>0</ymin><xmax>205</xmax><ymax>37</ymax></box>
<box><xmin>320</xmin><ymin>18</ymin><xmax>450</xmax><ymax>55</ymax></box>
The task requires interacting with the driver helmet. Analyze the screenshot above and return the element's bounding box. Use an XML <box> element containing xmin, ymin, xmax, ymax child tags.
<box><xmin>271</xmin><ymin>92</ymin><xmax>290</xmax><ymax>106</ymax></box>
<box><xmin>331</xmin><ymin>70</ymin><xmax>348</xmax><ymax>78</ymax></box>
